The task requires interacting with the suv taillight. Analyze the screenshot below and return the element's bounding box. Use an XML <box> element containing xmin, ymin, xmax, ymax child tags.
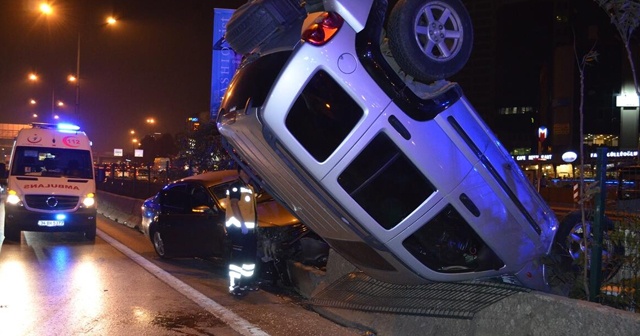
<box><xmin>302</xmin><ymin>12</ymin><xmax>344</xmax><ymax>46</ymax></box>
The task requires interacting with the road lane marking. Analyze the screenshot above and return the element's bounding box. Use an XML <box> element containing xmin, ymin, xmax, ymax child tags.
<box><xmin>97</xmin><ymin>229</ymin><xmax>269</xmax><ymax>336</ymax></box>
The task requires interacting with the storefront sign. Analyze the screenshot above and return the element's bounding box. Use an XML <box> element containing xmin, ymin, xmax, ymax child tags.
<box><xmin>590</xmin><ymin>150</ymin><xmax>638</xmax><ymax>158</ymax></box>
<box><xmin>562</xmin><ymin>151</ymin><xmax>577</xmax><ymax>163</ymax></box>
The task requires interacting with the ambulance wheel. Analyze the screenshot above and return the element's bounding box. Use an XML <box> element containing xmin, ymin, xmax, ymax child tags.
<box><xmin>4</xmin><ymin>227</ymin><xmax>21</xmax><ymax>242</ymax></box>
<box><xmin>85</xmin><ymin>222</ymin><xmax>96</xmax><ymax>242</ymax></box>
<box><xmin>3</xmin><ymin>216</ymin><xmax>21</xmax><ymax>242</ymax></box>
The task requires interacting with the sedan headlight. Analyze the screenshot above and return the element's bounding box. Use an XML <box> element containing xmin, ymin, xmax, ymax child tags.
<box><xmin>82</xmin><ymin>193</ymin><xmax>96</xmax><ymax>207</ymax></box>
<box><xmin>6</xmin><ymin>189</ymin><xmax>21</xmax><ymax>205</ymax></box>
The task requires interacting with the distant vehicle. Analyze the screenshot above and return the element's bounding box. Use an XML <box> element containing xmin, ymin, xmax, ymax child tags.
<box><xmin>135</xmin><ymin>167</ymin><xmax>151</xmax><ymax>181</ymax></box>
<box><xmin>615</xmin><ymin>165</ymin><xmax>640</xmax><ymax>211</ymax></box>
<box><xmin>217</xmin><ymin>0</ymin><xmax>623</xmax><ymax>294</ymax></box>
<box><xmin>140</xmin><ymin>170</ymin><xmax>329</xmax><ymax>282</ymax></box>
<box><xmin>153</xmin><ymin>157</ymin><xmax>171</xmax><ymax>172</ymax></box>
<box><xmin>4</xmin><ymin>123</ymin><xmax>97</xmax><ymax>242</ymax></box>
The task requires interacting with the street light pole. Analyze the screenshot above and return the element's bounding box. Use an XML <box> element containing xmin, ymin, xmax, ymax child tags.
<box><xmin>51</xmin><ymin>89</ymin><xmax>55</xmax><ymax>120</ymax></box>
<box><xmin>75</xmin><ymin>32</ymin><xmax>81</xmax><ymax>117</ymax></box>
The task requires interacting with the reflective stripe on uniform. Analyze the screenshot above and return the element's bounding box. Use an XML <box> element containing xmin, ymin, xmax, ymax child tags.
<box><xmin>229</xmin><ymin>263</ymin><xmax>255</xmax><ymax>277</ymax></box>
<box><xmin>225</xmin><ymin>216</ymin><xmax>256</xmax><ymax>229</ymax></box>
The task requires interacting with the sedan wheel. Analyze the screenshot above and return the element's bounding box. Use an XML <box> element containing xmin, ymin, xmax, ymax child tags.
<box><xmin>153</xmin><ymin>231</ymin><xmax>169</xmax><ymax>258</ymax></box>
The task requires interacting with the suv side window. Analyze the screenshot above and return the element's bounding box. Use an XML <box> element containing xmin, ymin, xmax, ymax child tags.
<box><xmin>402</xmin><ymin>204</ymin><xmax>504</xmax><ymax>273</ymax></box>
<box><xmin>338</xmin><ymin>132</ymin><xmax>436</xmax><ymax>230</ymax></box>
<box><xmin>286</xmin><ymin>70</ymin><xmax>363</xmax><ymax>162</ymax></box>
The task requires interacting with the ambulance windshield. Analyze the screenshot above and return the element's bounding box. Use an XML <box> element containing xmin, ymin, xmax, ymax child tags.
<box><xmin>11</xmin><ymin>146</ymin><xmax>93</xmax><ymax>179</ymax></box>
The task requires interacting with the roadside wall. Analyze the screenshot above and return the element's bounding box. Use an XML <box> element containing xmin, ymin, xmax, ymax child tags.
<box><xmin>97</xmin><ymin>190</ymin><xmax>144</xmax><ymax>230</ymax></box>
<box><xmin>311</xmin><ymin>251</ymin><xmax>640</xmax><ymax>336</ymax></box>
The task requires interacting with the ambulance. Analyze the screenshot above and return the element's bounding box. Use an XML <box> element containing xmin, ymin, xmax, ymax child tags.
<box><xmin>3</xmin><ymin>123</ymin><xmax>97</xmax><ymax>242</ymax></box>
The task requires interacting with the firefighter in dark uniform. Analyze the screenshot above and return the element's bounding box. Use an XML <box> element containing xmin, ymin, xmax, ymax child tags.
<box><xmin>226</xmin><ymin>166</ymin><xmax>258</xmax><ymax>296</ymax></box>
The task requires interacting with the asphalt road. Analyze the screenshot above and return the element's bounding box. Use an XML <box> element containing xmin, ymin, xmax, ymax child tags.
<box><xmin>0</xmin><ymin>202</ymin><xmax>365</xmax><ymax>335</ymax></box>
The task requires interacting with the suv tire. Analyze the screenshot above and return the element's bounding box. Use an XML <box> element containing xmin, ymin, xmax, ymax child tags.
<box><xmin>225</xmin><ymin>0</ymin><xmax>306</xmax><ymax>55</ymax></box>
<box><xmin>555</xmin><ymin>211</ymin><xmax>625</xmax><ymax>283</ymax></box>
<box><xmin>387</xmin><ymin>0</ymin><xmax>473</xmax><ymax>82</ymax></box>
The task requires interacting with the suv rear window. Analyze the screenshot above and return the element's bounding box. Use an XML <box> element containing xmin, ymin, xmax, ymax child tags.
<box><xmin>286</xmin><ymin>70</ymin><xmax>363</xmax><ymax>162</ymax></box>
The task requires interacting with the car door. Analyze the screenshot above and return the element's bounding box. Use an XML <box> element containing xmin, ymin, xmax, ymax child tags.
<box><xmin>157</xmin><ymin>184</ymin><xmax>196</xmax><ymax>257</ymax></box>
<box><xmin>185</xmin><ymin>183</ymin><xmax>226</xmax><ymax>257</ymax></box>
<box><xmin>158</xmin><ymin>182</ymin><xmax>226</xmax><ymax>258</ymax></box>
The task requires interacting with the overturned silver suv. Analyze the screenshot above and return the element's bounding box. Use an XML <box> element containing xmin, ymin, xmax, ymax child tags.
<box><xmin>217</xmin><ymin>0</ymin><xmax>622</xmax><ymax>293</ymax></box>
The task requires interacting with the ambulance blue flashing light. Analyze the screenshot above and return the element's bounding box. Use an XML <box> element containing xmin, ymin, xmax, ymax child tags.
<box><xmin>57</xmin><ymin>123</ymin><xmax>81</xmax><ymax>131</ymax></box>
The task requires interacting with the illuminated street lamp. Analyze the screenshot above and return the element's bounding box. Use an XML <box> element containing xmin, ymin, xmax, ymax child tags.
<box><xmin>37</xmin><ymin>2</ymin><xmax>118</xmax><ymax>118</ymax></box>
<box><xmin>39</xmin><ymin>3</ymin><xmax>52</xmax><ymax>15</ymax></box>
<box><xmin>146</xmin><ymin>118</ymin><xmax>158</xmax><ymax>137</ymax></box>
<box><xmin>132</xmin><ymin>138</ymin><xmax>139</xmax><ymax>155</ymax></box>
<box><xmin>28</xmin><ymin>72</ymin><xmax>65</xmax><ymax>121</ymax></box>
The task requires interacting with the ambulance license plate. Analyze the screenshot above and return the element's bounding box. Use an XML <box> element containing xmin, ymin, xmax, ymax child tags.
<box><xmin>38</xmin><ymin>220</ymin><xmax>64</xmax><ymax>227</ymax></box>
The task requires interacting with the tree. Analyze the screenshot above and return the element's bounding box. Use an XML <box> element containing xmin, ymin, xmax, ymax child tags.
<box><xmin>594</xmin><ymin>0</ymin><xmax>640</xmax><ymax>93</ymax></box>
<box><xmin>139</xmin><ymin>133</ymin><xmax>178</xmax><ymax>164</ymax></box>
<box><xmin>575</xmin><ymin>37</ymin><xmax>599</xmax><ymax>299</ymax></box>
<box><xmin>175</xmin><ymin>121</ymin><xmax>232</xmax><ymax>173</ymax></box>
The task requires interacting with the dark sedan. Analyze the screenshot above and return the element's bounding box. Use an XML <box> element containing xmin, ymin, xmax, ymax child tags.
<box><xmin>140</xmin><ymin>170</ymin><xmax>299</xmax><ymax>259</ymax></box>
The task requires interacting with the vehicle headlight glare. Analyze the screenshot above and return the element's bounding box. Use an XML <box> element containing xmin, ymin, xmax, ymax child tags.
<box><xmin>6</xmin><ymin>193</ymin><xmax>21</xmax><ymax>205</ymax></box>
<box><xmin>82</xmin><ymin>194</ymin><xmax>95</xmax><ymax>207</ymax></box>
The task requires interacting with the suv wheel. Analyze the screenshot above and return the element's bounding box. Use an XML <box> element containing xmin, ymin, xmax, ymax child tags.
<box><xmin>557</xmin><ymin>211</ymin><xmax>625</xmax><ymax>282</ymax></box>
<box><xmin>387</xmin><ymin>0</ymin><xmax>473</xmax><ymax>82</ymax></box>
<box><xmin>225</xmin><ymin>0</ymin><xmax>306</xmax><ymax>55</ymax></box>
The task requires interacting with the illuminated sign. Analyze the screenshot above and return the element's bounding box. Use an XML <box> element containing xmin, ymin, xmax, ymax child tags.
<box><xmin>562</xmin><ymin>151</ymin><xmax>577</xmax><ymax>163</ymax></box>
<box><xmin>114</xmin><ymin>148</ymin><xmax>123</xmax><ymax>157</ymax></box>
<box><xmin>590</xmin><ymin>150</ymin><xmax>638</xmax><ymax>158</ymax></box>
<box><xmin>515</xmin><ymin>154</ymin><xmax>553</xmax><ymax>161</ymax></box>
<box><xmin>616</xmin><ymin>95</ymin><xmax>639</xmax><ymax>107</ymax></box>
<box><xmin>538</xmin><ymin>126</ymin><xmax>547</xmax><ymax>142</ymax></box>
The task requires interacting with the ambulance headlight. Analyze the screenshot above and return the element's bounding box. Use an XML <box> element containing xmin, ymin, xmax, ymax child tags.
<box><xmin>6</xmin><ymin>190</ymin><xmax>21</xmax><ymax>205</ymax></box>
<box><xmin>82</xmin><ymin>193</ymin><xmax>96</xmax><ymax>207</ymax></box>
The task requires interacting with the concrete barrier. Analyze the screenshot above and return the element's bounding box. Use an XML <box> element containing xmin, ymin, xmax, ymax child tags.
<box><xmin>304</xmin><ymin>251</ymin><xmax>640</xmax><ymax>336</ymax></box>
<box><xmin>97</xmin><ymin>191</ymin><xmax>144</xmax><ymax>230</ymax></box>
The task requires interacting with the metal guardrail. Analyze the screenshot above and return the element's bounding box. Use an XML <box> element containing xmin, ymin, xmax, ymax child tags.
<box><xmin>311</xmin><ymin>272</ymin><xmax>528</xmax><ymax>319</ymax></box>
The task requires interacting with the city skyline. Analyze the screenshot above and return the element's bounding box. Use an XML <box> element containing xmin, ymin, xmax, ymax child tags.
<box><xmin>0</xmin><ymin>0</ymin><xmax>245</xmax><ymax>154</ymax></box>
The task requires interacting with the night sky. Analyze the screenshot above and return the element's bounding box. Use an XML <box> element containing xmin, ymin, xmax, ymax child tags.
<box><xmin>0</xmin><ymin>0</ymin><xmax>246</xmax><ymax>154</ymax></box>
